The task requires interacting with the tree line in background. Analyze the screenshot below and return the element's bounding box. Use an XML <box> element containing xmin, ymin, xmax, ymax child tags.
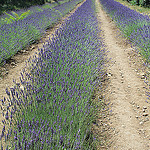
<box><xmin>0</xmin><ymin>0</ymin><xmax>59</xmax><ymax>14</ymax></box>
<box><xmin>125</xmin><ymin>0</ymin><xmax>150</xmax><ymax>7</ymax></box>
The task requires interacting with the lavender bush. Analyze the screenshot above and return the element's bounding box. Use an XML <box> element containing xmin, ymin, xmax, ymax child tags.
<box><xmin>1</xmin><ymin>0</ymin><xmax>106</xmax><ymax>149</ymax></box>
<box><xmin>0</xmin><ymin>0</ymin><xmax>69</xmax><ymax>24</ymax></box>
<box><xmin>0</xmin><ymin>0</ymin><xmax>83</xmax><ymax>64</ymax></box>
<box><xmin>99</xmin><ymin>0</ymin><xmax>150</xmax><ymax>63</ymax></box>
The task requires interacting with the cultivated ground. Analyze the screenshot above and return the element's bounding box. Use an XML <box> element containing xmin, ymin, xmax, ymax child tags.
<box><xmin>0</xmin><ymin>0</ymin><xmax>86</xmax><ymax>146</ymax></box>
<box><xmin>0</xmin><ymin>0</ymin><xmax>150</xmax><ymax>149</ymax></box>
<box><xmin>95</xmin><ymin>0</ymin><xmax>150</xmax><ymax>149</ymax></box>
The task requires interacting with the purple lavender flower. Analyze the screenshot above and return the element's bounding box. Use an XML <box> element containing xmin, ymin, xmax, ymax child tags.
<box><xmin>1</xmin><ymin>0</ymin><xmax>106</xmax><ymax>149</ymax></box>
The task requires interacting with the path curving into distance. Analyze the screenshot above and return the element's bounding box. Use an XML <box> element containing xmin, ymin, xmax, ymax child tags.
<box><xmin>96</xmin><ymin>0</ymin><xmax>150</xmax><ymax>149</ymax></box>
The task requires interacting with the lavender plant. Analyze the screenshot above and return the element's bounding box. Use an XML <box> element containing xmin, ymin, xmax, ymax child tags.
<box><xmin>0</xmin><ymin>0</ymin><xmax>69</xmax><ymax>23</ymax></box>
<box><xmin>99</xmin><ymin>0</ymin><xmax>150</xmax><ymax>63</ymax></box>
<box><xmin>0</xmin><ymin>0</ymin><xmax>83</xmax><ymax>64</ymax></box>
<box><xmin>1</xmin><ymin>0</ymin><xmax>106</xmax><ymax>149</ymax></box>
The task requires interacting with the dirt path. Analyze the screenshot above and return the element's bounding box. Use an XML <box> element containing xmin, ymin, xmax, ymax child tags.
<box><xmin>0</xmin><ymin>0</ymin><xmax>150</xmax><ymax>149</ymax></box>
<box><xmin>0</xmin><ymin>0</ymin><xmax>85</xmax><ymax>144</ymax></box>
<box><xmin>95</xmin><ymin>0</ymin><xmax>150</xmax><ymax>149</ymax></box>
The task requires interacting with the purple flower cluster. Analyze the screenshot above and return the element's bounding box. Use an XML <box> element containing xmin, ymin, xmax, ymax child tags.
<box><xmin>1</xmin><ymin>0</ymin><xmax>106</xmax><ymax>149</ymax></box>
<box><xmin>100</xmin><ymin>0</ymin><xmax>150</xmax><ymax>62</ymax></box>
<box><xmin>0</xmin><ymin>0</ymin><xmax>83</xmax><ymax>64</ymax></box>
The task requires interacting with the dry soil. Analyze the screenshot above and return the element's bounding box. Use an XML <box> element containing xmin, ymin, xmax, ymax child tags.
<box><xmin>95</xmin><ymin>0</ymin><xmax>150</xmax><ymax>149</ymax></box>
<box><xmin>0</xmin><ymin>0</ymin><xmax>150</xmax><ymax>149</ymax></box>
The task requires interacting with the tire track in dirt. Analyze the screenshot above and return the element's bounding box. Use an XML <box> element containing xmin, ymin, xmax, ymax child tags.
<box><xmin>95</xmin><ymin>0</ymin><xmax>150</xmax><ymax>149</ymax></box>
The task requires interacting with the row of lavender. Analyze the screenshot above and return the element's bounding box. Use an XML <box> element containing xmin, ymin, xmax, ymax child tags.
<box><xmin>0</xmin><ymin>0</ymin><xmax>83</xmax><ymax>64</ymax></box>
<box><xmin>1</xmin><ymin>0</ymin><xmax>106</xmax><ymax>149</ymax></box>
<box><xmin>0</xmin><ymin>1</ymin><xmax>66</xmax><ymax>21</ymax></box>
<box><xmin>99</xmin><ymin>0</ymin><xmax>150</xmax><ymax>63</ymax></box>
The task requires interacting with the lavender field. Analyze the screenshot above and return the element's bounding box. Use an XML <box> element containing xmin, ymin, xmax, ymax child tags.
<box><xmin>100</xmin><ymin>0</ymin><xmax>150</xmax><ymax>64</ymax></box>
<box><xmin>0</xmin><ymin>0</ymin><xmax>106</xmax><ymax>149</ymax></box>
<box><xmin>1</xmin><ymin>0</ymin><xmax>150</xmax><ymax>149</ymax></box>
<box><xmin>0</xmin><ymin>0</ymin><xmax>83</xmax><ymax>65</ymax></box>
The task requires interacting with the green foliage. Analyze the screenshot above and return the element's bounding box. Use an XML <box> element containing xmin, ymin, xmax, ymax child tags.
<box><xmin>17</xmin><ymin>10</ymin><xmax>31</xmax><ymax>20</ymax></box>
<box><xmin>129</xmin><ymin>0</ymin><xmax>136</xmax><ymax>5</ymax></box>
<box><xmin>2</xmin><ymin>10</ymin><xmax>30</xmax><ymax>24</ymax></box>
<box><xmin>42</xmin><ymin>4</ymin><xmax>52</xmax><ymax>9</ymax></box>
<box><xmin>0</xmin><ymin>0</ymin><xmax>83</xmax><ymax>64</ymax></box>
<box><xmin>124</xmin><ymin>0</ymin><xmax>150</xmax><ymax>7</ymax></box>
<box><xmin>35</xmin><ymin>7</ymin><xmax>44</xmax><ymax>12</ymax></box>
<box><xmin>0</xmin><ymin>24</ymin><xmax>41</xmax><ymax>63</ymax></box>
<box><xmin>119</xmin><ymin>20</ymin><xmax>148</xmax><ymax>37</ymax></box>
<box><xmin>52</xmin><ymin>8</ymin><xmax>63</xmax><ymax>16</ymax></box>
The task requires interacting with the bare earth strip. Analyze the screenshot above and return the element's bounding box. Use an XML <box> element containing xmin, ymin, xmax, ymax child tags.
<box><xmin>95</xmin><ymin>0</ymin><xmax>150</xmax><ymax>149</ymax></box>
<box><xmin>1</xmin><ymin>0</ymin><xmax>150</xmax><ymax>149</ymax></box>
<box><xmin>0</xmin><ymin>0</ymin><xmax>85</xmax><ymax>145</ymax></box>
